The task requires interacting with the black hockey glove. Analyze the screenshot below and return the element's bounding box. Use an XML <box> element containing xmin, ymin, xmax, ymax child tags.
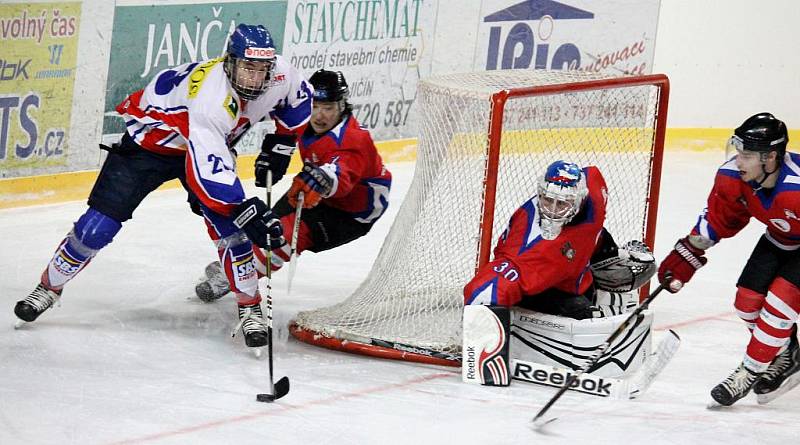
<box><xmin>231</xmin><ymin>197</ymin><xmax>286</xmax><ymax>250</ymax></box>
<box><xmin>254</xmin><ymin>133</ymin><xmax>297</xmax><ymax>187</ymax></box>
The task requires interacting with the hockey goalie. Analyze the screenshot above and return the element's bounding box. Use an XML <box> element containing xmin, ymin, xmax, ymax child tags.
<box><xmin>462</xmin><ymin>160</ymin><xmax>677</xmax><ymax>398</ymax></box>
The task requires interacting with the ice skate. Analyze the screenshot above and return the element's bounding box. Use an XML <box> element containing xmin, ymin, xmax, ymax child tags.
<box><xmin>754</xmin><ymin>329</ymin><xmax>800</xmax><ymax>403</ymax></box>
<box><xmin>232</xmin><ymin>302</ymin><xmax>269</xmax><ymax>348</ymax></box>
<box><xmin>195</xmin><ymin>261</ymin><xmax>230</xmax><ymax>302</ymax></box>
<box><xmin>14</xmin><ymin>283</ymin><xmax>62</xmax><ymax>324</ymax></box>
<box><xmin>709</xmin><ymin>362</ymin><xmax>761</xmax><ymax>407</ymax></box>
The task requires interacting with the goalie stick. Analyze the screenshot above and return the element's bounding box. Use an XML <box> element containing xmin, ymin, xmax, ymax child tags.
<box><xmin>532</xmin><ymin>283</ymin><xmax>666</xmax><ymax>427</ymax></box>
<box><xmin>514</xmin><ymin>329</ymin><xmax>680</xmax><ymax>399</ymax></box>
<box><xmin>256</xmin><ymin>170</ymin><xmax>290</xmax><ymax>403</ymax></box>
<box><xmin>286</xmin><ymin>191</ymin><xmax>304</xmax><ymax>295</ymax></box>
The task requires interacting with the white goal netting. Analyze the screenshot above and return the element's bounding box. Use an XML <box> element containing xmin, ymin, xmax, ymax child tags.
<box><xmin>290</xmin><ymin>70</ymin><xmax>667</xmax><ymax>364</ymax></box>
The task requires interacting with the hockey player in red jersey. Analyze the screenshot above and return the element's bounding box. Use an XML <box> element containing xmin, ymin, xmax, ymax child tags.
<box><xmin>195</xmin><ymin>69</ymin><xmax>392</xmax><ymax>301</ymax></box>
<box><xmin>658</xmin><ymin>112</ymin><xmax>800</xmax><ymax>406</ymax></box>
<box><xmin>14</xmin><ymin>24</ymin><xmax>312</xmax><ymax>349</ymax></box>
<box><xmin>465</xmin><ymin>160</ymin><xmax>613</xmax><ymax>317</ymax></box>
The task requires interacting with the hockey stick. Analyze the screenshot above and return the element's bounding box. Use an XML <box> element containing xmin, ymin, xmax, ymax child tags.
<box><xmin>286</xmin><ymin>191</ymin><xmax>304</xmax><ymax>295</ymax></box>
<box><xmin>256</xmin><ymin>170</ymin><xmax>290</xmax><ymax>403</ymax></box>
<box><xmin>532</xmin><ymin>283</ymin><xmax>666</xmax><ymax>427</ymax></box>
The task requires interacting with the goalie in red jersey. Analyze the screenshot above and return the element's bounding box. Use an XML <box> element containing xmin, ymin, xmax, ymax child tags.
<box><xmin>658</xmin><ymin>112</ymin><xmax>800</xmax><ymax>406</ymax></box>
<box><xmin>196</xmin><ymin>69</ymin><xmax>392</xmax><ymax>301</ymax></box>
<box><xmin>462</xmin><ymin>160</ymin><xmax>657</xmax><ymax>387</ymax></box>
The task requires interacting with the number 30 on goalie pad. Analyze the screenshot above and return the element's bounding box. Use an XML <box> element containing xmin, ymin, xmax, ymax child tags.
<box><xmin>462</xmin><ymin>305</ymin><xmax>511</xmax><ymax>386</ymax></box>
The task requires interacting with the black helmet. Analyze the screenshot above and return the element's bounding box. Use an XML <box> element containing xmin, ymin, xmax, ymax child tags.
<box><xmin>309</xmin><ymin>69</ymin><xmax>349</xmax><ymax>103</ymax></box>
<box><xmin>733</xmin><ymin>112</ymin><xmax>789</xmax><ymax>156</ymax></box>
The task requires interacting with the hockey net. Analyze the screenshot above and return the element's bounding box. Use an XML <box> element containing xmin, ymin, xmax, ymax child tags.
<box><xmin>290</xmin><ymin>70</ymin><xmax>669</xmax><ymax>366</ymax></box>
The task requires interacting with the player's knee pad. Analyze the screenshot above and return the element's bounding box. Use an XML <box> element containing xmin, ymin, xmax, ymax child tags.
<box><xmin>766</xmin><ymin>277</ymin><xmax>800</xmax><ymax>321</ymax></box>
<box><xmin>735</xmin><ymin>286</ymin><xmax>766</xmax><ymax>329</ymax></box>
<box><xmin>69</xmin><ymin>208</ymin><xmax>122</xmax><ymax>256</ymax></box>
<box><xmin>509</xmin><ymin>307</ymin><xmax>653</xmax><ymax>378</ymax></box>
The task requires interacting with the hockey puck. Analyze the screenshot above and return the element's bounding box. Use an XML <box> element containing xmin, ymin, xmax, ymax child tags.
<box><xmin>256</xmin><ymin>393</ymin><xmax>275</xmax><ymax>403</ymax></box>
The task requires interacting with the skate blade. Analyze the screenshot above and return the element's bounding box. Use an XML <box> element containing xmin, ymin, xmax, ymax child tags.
<box><xmin>252</xmin><ymin>347</ymin><xmax>263</xmax><ymax>359</ymax></box>
<box><xmin>706</xmin><ymin>400</ymin><xmax>724</xmax><ymax>409</ymax></box>
<box><xmin>756</xmin><ymin>372</ymin><xmax>800</xmax><ymax>404</ymax></box>
<box><xmin>13</xmin><ymin>319</ymin><xmax>26</xmax><ymax>330</ymax></box>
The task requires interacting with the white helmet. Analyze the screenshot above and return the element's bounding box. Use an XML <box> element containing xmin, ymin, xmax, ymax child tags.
<box><xmin>537</xmin><ymin>160</ymin><xmax>588</xmax><ymax>240</ymax></box>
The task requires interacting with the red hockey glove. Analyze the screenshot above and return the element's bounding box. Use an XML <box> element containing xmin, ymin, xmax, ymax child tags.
<box><xmin>658</xmin><ymin>237</ymin><xmax>707</xmax><ymax>293</ymax></box>
<box><xmin>287</xmin><ymin>163</ymin><xmax>334</xmax><ymax>209</ymax></box>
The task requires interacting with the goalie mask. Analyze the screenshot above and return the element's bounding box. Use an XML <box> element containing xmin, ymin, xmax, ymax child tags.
<box><xmin>224</xmin><ymin>24</ymin><xmax>276</xmax><ymax>101</ymax></box>
<box><xmin>537</xmin><ymin>160</ymin><xmax>587</xmax><ymax>240</ymax></box>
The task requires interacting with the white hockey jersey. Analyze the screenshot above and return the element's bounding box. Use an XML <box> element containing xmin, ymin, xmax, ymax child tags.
<box><xmin>115</xmin><ymin>55</ymin><xmax>312</xmax><ymax>216</ymax></box>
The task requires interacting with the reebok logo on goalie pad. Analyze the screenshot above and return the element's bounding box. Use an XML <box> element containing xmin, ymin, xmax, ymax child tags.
<box><xmin>512</xmin><ymin>360</ymin><xmax>613</xmax><ymax>396</ymax></box>
<box><xmin>465</xmin><ymin>346</ymin><xmax>476</xmax><ymax>380</ymax></box>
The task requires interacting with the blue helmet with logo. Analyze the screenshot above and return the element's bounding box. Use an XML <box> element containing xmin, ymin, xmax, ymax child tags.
<box><xmin>537</xmin><ymin>160</ymin><xmax>587</xmax><ymax>240</ymax></box>
<box><xmin>224</xmin><ymin>24</ymin><xmax>276</xmax><ymax>100</ymax></box>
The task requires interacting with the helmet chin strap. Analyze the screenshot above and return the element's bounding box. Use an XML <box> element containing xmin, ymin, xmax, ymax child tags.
<box><xmin>751</xmin><ymin>161</ymin><xmax>779</xmax><ymax>192</ymax></box>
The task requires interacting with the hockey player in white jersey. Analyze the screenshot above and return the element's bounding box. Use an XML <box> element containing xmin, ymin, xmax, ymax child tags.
<box><xmin>13</xmin><ymin>24</ymin><xmax>312</xmax><ymax>349</ymax></box>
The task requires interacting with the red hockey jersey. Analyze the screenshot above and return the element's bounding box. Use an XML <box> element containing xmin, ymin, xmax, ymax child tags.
<box><xmin>692</xmin><ymin>152</ymin><xmax>800</xmax><ymax>250</ymax></box>
<box><xmin>464</xmin><ymin>166</ymin><xmax>608</xmax><ymax>306</ymax></box>
<box><xmin>298</xmin><ymin>114</ymin><xmax>391</xmax><ymax>223</ymax></box>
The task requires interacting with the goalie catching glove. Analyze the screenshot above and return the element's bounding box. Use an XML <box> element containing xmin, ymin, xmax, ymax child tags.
<box><xmin>231</xmin><ymin>197</ymin><xmax>286</xmax><ymax>250</ymax></box>
<box><xmin>254</xmin><ymin>133</ymin><xmax>297</xmax><ymax>187</ymax></box>
<box><xmin>288</xmin><ymin>162</ymin><xmax>335</xmax><ymax>209</ymax></box>
<box><xmin>658</xmin><ymin>236</ymin><xmax>708</xmax><ymax>293</ymax></box>
<box><xmin>591</xmin><ymin>240</ymin><xmax>656</xmax><ymax>293</ymax></box>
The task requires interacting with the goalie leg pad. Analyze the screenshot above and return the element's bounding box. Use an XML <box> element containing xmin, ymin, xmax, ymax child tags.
<box><xmin>462</xmin><ymin>305</ymin><xmax>511</xmax><ymax>386</ymax></box>
<box><xmin>592</xmin><ymin>290</ymin><xmax>638</xmax><ymax>317</ymax></box>
<box><xmin>510</xmin><ymin>307</ymin><xmax>653</xmax><ymax>378</ymax></box>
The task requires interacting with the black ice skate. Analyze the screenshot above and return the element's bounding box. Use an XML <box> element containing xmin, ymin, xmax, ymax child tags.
<box><xmin>709</xmin><ymin>362</ymin><xmax>761</xmax><ymax>407</ymax></box>
<box><xmin>195</xmin><ymin>261</ymin><xmax>231</xmax><ymax>302</ymax></box>
<box><xmin>14</xmin><ymin>283</ymin><xmax>62</xmax><ymax>323</ymax></box>
<box><xmin>233</xmin><ymin>302</ymin><xmax>269</xmax><ymax>348</ymax></box>
<box><xmin>754</xmin><ymin>328</ymin><xmax>800</xmax><ymax>396</ymax></box>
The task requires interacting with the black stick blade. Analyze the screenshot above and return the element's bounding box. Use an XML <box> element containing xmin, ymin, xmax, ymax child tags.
<box><xmin>255</xmin><ymin>376</ymin><xmax>291</xmax><ymax>403</ymax></box>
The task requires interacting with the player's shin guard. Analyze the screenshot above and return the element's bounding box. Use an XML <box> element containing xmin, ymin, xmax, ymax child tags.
<box><xmin>749</xmin><ymin>278</ymin><xmax>800</xmax><ymax>394</ymax></box>
<box><xmin>215</xmin><ymin>232</ymin><xmax>269</xmax><ymax>348</ymax></box>
<box><xmin>462</xmin><ymin>305</ymin><xmax>511</xmax><ymax>386</ymax></box>
<box><xmin>734</xmin><ymin>286</ymin><xmax>766</xmax><ymax>333</ymax></box>
<box><xmin>216</xmin><ymin>232</ymin><xmax>259</xmax><ymax>299</ymax></box>
<box><xmin>42</xmin><ymin>208</ymin><xmax>122</xmax><ymax>290</ymax></box>
<box><xmin>743</xmin><ymin>278</ymin><xmax>800</xmax><ymax>373</ymax></box>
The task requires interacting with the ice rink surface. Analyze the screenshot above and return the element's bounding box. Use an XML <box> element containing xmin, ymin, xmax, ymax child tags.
<box><xmin>1</xmin><ymin>150</ymin><xmax>797</xmax><ymax>445</ymax></box>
